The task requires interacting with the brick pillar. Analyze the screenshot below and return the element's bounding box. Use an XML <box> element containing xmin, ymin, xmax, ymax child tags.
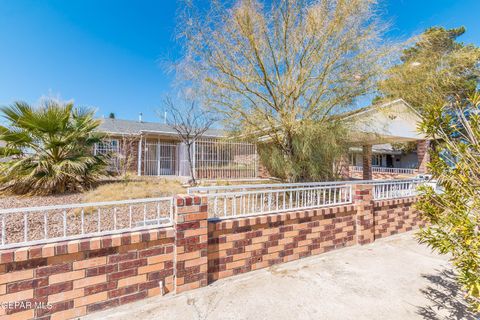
<box><xmin>362</xmin><ymin>145</ymin><xmax>373</xmax><ymax>180</ymax></box>
<box><xmin>174</xmin><ymin>195</ymin><xmax>208</xmax><ymax>293</ymax></box>
<box><xmin>417</xmin><ymin>140</ymin><xmax>430</xmax><ymax>174</ymax></box>
<box><xmin>339</xmin><ymin>154</ymin><xmax>351</xmax><ymax>180</ymax></box>
<box><xmin>354</xmin><ymin>184</ymin><xmax>375</xmax><ymax>245</ymax></box>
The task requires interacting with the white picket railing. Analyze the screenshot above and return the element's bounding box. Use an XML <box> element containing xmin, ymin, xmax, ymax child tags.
<box><xmin>373</xmin><ymin>180</ymin><xmax>424</xmax><ymax>200</ymax></box>
<box><xmin>188</xmin><ymin>179</ymin><xmax>424</xmax><ymax>195</ymax></box>
<box><xmin>0</xmin><ymin>197</ymin><xmax>174</xmax><ymax>249</ymax></box>
<box><xmin>206</xmin><ymin>185</ymin><xmax>353</xmax><ymax>219</ymax></box>
<box><xmin>350</xmin><ymin>166</ymin><xmax>417</xmax><ymax>175</ymax></box>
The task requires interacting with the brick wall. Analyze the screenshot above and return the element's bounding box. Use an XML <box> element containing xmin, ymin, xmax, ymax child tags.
<box><xmin>207</xmin><ymin>205</ymin><xmax>357</xmax><ymax>282</ymax></box>
<box><xmin>0</xmin><ymin>188</ymin><xmax>424</xmax><ymax>320</ymax></box>
<box><xmin>0</xmin><ymin>229</ymin><xmax>174</xmax><ymax>320</ymax></box>
<box><xmin>373</xmin><ymin>197</ymin><xmax>425</xmax><ymax>239</ymax></box>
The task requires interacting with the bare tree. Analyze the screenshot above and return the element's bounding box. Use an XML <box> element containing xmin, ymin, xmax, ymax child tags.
<box><xmin>176</xmin><ymin>0</ymin><xmax>394</xmax><ymax>181</ymax></box>
<box><xmin>118</xmin><ymin>135</ymin><xmax>138</xmax><ymax>179</ymax></box>
<box><xmin>163</xmin><ymin>97</ymin><xmax>216</xmax><ymax>184</ymax></box>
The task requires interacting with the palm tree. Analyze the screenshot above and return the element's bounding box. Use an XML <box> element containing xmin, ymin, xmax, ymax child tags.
<box><xmin>0</xmin><ymin>100</ymin><xmax>108</xmax><ymax>195</ymax></box>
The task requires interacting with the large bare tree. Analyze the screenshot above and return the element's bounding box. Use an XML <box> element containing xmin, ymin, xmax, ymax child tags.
<box><xmin>163</xmin><ymin>97</ymin><xmax>216</xmax><ymax>184</ymax></box>
<box><xmin>176</xmin><ymin>0</ymin><xmax>392</xmax><ymax>180</ymax></box>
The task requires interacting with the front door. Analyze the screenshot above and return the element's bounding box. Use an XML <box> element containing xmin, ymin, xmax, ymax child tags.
<box><xmin>386</xmin><ymin>155</ymin><xmax>393</xmax><ymax>168</ymax></box>
<box><xmin>144</xmin><ymin>141</ymin><xmax>177</xmax><ymax>176</ymax></box>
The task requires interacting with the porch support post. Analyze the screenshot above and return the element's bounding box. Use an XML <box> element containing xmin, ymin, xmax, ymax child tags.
<box><xmin>137</xmin><ymin>135</ymin><xmax>143</xmax><ymax>176</ymax></box>
<box><xmin>192</xmin><ymin>141</ymin><xmax>196</xmax><ymax>179</ymax></box>
<box><xmin>417</xmin><ymin>139</ymin><xmax>430</xmax><ymax>174</ymax></box>
<box><xmin>362</xmin><ymin>145</ymin><xmax>373</xmax><ymax>180</ymax></box>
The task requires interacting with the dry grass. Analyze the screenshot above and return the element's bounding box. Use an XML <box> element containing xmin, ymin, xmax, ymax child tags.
<box><xmin>82</xmin><ymin>178</ymin><xmax>186</xmax><ymax>203</ymax></box>
<box><xmin>0</xmin><ymin>177</ymin><xmax>187</xmax><ymax>210</ymax></box>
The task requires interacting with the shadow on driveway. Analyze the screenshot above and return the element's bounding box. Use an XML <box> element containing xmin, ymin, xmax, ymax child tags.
<box><xmin>417</xmin><ymin>269</ymin><xmax>479</xmax><ymax>320</ymax></box>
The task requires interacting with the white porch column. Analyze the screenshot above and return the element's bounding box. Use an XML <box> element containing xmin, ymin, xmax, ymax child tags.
<box><xmin>137</xmin><ymin>135</ymin><xmax>143</xmax><ymax>176</ymax></box>
<box><xmin>192</xmin><ymin>141</ymin><xmax>196</xmax><ymax>179</ymax></box>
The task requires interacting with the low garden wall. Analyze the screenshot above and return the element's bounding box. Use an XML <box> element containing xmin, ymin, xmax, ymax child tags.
<box><xmin>0</xmin><ymin>229</ymin><xmax>175</xmax><ymax>319</ymax></box>
<box><xmin>0</xmin><ymin>185</ymin><xmax>424</xmax><ymax>320</ymax></box>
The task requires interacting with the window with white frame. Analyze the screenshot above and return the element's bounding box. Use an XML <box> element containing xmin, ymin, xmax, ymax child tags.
<box><xmin>94</xmin><ymin>139</ymin><xmax>120</xmax><ymax>171</ymax></box>
<box><xmin>94</xmin><ymin>139</ymin><xmax>119</xmax><ymax>156</ymax></box>
<box><xmin>372</xmin><ymin>154</ymin><xmax>382</xmax><ymax>167</ymax></box>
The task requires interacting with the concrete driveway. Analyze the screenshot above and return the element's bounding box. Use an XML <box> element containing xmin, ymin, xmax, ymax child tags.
<box><xmin>83</xmin><ymin>232</ymin><xmax>477</xmax><ymax>320</ymax></box>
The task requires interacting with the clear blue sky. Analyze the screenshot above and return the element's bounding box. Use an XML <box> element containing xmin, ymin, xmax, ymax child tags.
<box><xmin>0</xmin><ymin>0</ymin><xmax>479</xmax><ymax>122</ymax></box>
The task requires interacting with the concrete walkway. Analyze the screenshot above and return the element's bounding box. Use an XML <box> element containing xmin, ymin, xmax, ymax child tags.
<box><xmin>83</xmin><ymin>232</ymin><xmax>477</xmax><ymax>320</ymax></box>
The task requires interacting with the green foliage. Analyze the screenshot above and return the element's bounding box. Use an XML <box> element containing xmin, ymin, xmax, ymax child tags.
<box><xmin>178</xmin><ymin>0</ymin><xmax>389</xmax><ymax>181</ymax></box>
<box><xmin>258</xmin><ymin>122</ymin><xmax>349</xmax><ymax>182</ymax></box>
<box><xmin>391</xmin><ymin>141</ymin><xmax>417</xmax><ymax>154</ymax></box>
<box><xmin>416</xmin><ymin>92</ymin><xmax>480</xmax><ymax>311</ymax></box>
<box><xmin>0</xmin><ymin>100</ymin><xmax>108</xmax><ymax>195</ymax></box>
<box><xmin>379</xmin><ymin>26</ymin><xmax>480</xmax><ymax>112</ymax></box>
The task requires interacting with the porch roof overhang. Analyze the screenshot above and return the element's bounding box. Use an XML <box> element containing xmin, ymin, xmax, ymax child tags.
<box><xmin>344</xmin><ymin>99</ymin><xmax>427</xmax><ymax>145</ymax></box>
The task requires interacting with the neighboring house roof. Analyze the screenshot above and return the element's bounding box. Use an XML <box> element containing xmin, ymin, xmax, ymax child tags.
<box><xmin>97</xmin><ymin>118</ymin><xmax>225</xmax><ymax>138</ymax></box>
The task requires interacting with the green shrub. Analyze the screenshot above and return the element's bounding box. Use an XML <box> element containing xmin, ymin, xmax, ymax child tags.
<box><xmin>0</xmin><ymin>100</ymin><xmax>108</xmax><ymax>195</ymax></box>
<box><xmin>417</xmin><ymin>92</ymin><xmax>480</xmax><ymax>311</ymax></box>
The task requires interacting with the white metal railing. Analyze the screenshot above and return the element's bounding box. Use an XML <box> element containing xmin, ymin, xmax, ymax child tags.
<box><xmin>373</xmin><ymin>180</ymin><xmax>424</xmax><ymax>200</ymax></box>
<box><xmin>188</xmin><ymin>179</ymin><xmax>424</xmax><ymax>195</ymax></box>
<box><xmin>144</xmin><ymin>141</ymin><xmax>177</xmax><ymax>176</ymax></box>
<box><xmin>206</xmin><ymin>185</ymin><xmax>352</xmax><ymax>219</ymax></box>
<box><xmin>194</xmin><ymin>139</ymin><xmax>258</xmax><ymax>179</ymax></box>
<box><xmin>350</xmin><ymin>166</ymin><xmax>417</xmax><ymax>175</ymax></box>
<box><xmin>0</xmin><ymin>197</ymin><xmax>174</xmax><ymax>249</ymax></box>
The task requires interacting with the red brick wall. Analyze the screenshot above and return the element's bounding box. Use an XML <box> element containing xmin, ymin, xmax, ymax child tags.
<box><xmin>0</xmin><ymin>190</ymin><xmax>424</xmax><ymax>319</ymax></box>
<box><xmin>207</xmin><ymin>205</ymin><xmax>357</xmax><ymax>282</ymax></box>
<box><xmin>175</xmin><ymin>195</ymin><xmax>208</xmax><ymax>293</ymax></box>
<box><xmin>373</xmin><ymin>197</ymin><xmax>425</xmax><ymax>239</ymax></box>
<box><xmin>0</xmin><ymin>229</ymin><xmax>174</xmax><ymax>319</ymax></box>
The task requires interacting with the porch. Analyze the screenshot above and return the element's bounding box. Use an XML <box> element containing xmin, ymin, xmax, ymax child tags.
<box><xmin>137</xmin><ymin>135</ymin><xmax>259</xmax><ymax>180</ymax></box>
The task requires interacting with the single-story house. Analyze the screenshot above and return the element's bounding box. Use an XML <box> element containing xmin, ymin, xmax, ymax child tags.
<box><xmin>96</xmin><ymin>118</ymin><xmax>259</xmax><ymax>180</ymax></box>
<box><xmin>93</xmin><ymin>99</ymin><xmax>428</xmax><ymax>181</ymax></box>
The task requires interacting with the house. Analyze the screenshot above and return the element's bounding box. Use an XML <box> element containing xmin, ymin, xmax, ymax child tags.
<box><xmin>96</xmin><ymin>118</ymin><xmax>259</xmax><ymax>180</ymax></box>
<box><xmin>94</xmin><ymin>99</ymin><xmax>429</xmax><ymax>181</ymax></box>
<box><xmin>344</xmin><ymin>99</ymin><xmax>429</xmax><ymax>180</ymax></box>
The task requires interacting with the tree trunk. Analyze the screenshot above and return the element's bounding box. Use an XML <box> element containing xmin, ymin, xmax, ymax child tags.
<box><xmin>283</xmin><ymin>132</ymin><xmax>296</xmax><ymax>182</ymax></box>
<box><xmin>186</xmin><ymin>141</ymin><xmax>196</xmax><ymax>185</ymax></box>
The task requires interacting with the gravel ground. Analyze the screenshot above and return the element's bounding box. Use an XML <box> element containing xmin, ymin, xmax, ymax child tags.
<box><xmin>0</xmin><ymin>180</ymin><xmax>176</xmax><ymax>246</ymax></box>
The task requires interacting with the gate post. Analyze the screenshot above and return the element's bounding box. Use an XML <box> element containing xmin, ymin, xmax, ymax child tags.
<box><xmin>174</xmin><ymin>194</ymin><xmax>209</xmax><ymax>293</ymax></box>
<box><xmin>354</xmin><ymin>184</ymin><xmax>375</xmax><ymax>245</ymax></box>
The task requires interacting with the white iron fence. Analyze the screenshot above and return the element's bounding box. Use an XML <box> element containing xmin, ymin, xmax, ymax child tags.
<box><xmin>0</xmin><ymin>197</ymin><xmax>174</xmax><ymax>249</ymax></box>
<box><xmin>144</xmin><ymin>141</ymin><xmax>177</xmax><ymax>176</ymax></box>
<box><xmin>350</xmin><ymin>166</ymin><xmax>417</xmax><ymax>175</ymax></box>
<box><xmin>194</xmin><ymin>139</ymin><xmax>258</xmax><ymax>179</ymax></box>
<box><xmin>188</xmin><ymin>179</ymin><xmax>425</xmax><ymax>195</ymax></box>
<box><xmin>206</xmin><ymin>185</ymin><xmax>353</xmax><ymax>219</ymax></box>
<box><xmin>373</xmin><ymin>180</ymin><xmax>423</xmax><ymax>200</ymax></box>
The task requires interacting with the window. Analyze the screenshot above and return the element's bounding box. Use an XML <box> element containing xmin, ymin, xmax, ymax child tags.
<box><xmin>349</xmin><ymin>153</ymin><xmax>356</xmax><ymax>165</ymax></box>
<box><xmin>372</xmin><ymin>154</ymin><xmax>382</xmax><ymax>167</ymax></box>
<box><xmin>94</xmin><ymin>139</ymin><xmax>119</xmax><ymax>156</ymax></box>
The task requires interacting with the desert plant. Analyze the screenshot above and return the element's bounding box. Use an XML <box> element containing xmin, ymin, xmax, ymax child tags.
<box><xmin>416</xmin><ymin>92</ymin><xmax>480</xmax><ymax>311</ymax></box>
<box><xmin>258</xmin><ymin>121</ymin><xmax>349</xmax><ymax>181</ymax></box>
<box><xmin>176</xmin><ymin>0</ymin><xmax>391</xmax><ymax>181</ymax></box>
<box><xmin>0</xmin><ymin>100</ymin><xmax>108</xmax><ymax>195</ymax></box>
